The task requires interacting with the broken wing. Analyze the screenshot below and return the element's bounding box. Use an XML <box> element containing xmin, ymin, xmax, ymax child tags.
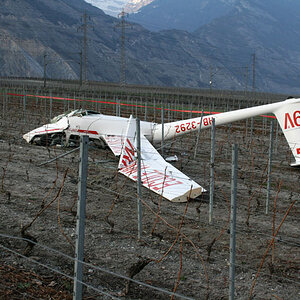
<box><xmin>101</xmin><ymin>135</ymin><xmax>124</xmax><ymax>156</ymax></box>
<box><xmin>118</xmin><ymin>117</ymin><xmax>205</xmax><ymax>202</ymax></box>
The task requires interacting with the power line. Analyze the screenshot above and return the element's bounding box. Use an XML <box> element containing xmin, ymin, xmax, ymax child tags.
<box><xmin>43</xmin><ymin>53</ymin><xmax>47</xmax><ymax>88</ymax></box>
<box><xmin>78</xmin><ymin>11</ymin><xmax>93</xmax><ymax>82</ymax></box>
<box><xmin>116</xmin><ymin>9</ymin><xmax>131</xmax><ymax>88</ymax></box>
<box><xmin>0</xmin><ymin>243</ymin><xmax>120</xmax><ymax>299</ymax></box>
<box><xmin>252</xmin><ymin>53</ymin><xmax>256</xmax><ymax>92</ymax></box>
<box><xmin>0</xmin><ymin>234</ymin><xmax>194</xmax><ymax>299</ymax></box>
<box><xmin>2</xmin><ymin>231</ymin><xmax>298</xmax><ymax>297</ymax></box>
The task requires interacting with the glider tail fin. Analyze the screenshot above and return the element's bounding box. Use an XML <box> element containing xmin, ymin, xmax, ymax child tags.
<box><xmin>274</xmin><ymin>99</ymin><xmax>300</xmax><ymax>167</ymax></box>
<box><xmin>118</xmin><ymin>115</ymin><xmax>137</xmax><ymax>169</ymax></box>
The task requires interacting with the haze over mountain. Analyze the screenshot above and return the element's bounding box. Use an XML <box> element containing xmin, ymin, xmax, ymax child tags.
<box><xmin>83</xmin><ymin>0</ymin><xmax>152</xmax><ymax>16</ymax></box>
<box><xmin>194</xmin><ymin>0</ymin><xmax>300</xmax><ymax>93</ymax></box>
<box><xmin>125</xmin><ymin>0</ymin><xmax>154</xmax><ymax>14</ymax></box>
<box><xmin>84</xmin><ymin>0</ymin><xmax>128</xmax><ymax>17</ymax></box>
<box><xmin>128</xmin><ymin>0</ymin><xmax>237</xmax><ymax>32</ymax></box>
<box><xmin>0</xmin><ymin>0</ymin><xmax>300</xmax><ymax>94</ymax></box>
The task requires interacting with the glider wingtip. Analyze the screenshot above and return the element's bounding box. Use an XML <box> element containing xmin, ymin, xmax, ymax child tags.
<box><xmin>169</xmin><ymin>187</ymin><xmax>205</xmax><ymax>203</ymax></box>
<box><xmin>23</xmin><ymin>133</ymin><xmax>32</xmax><ymax>143</ymax></box>
<box><xmin>290</xmin><ymin>161</ymin><xmax>300</xmax><ymax>167</ymax></box>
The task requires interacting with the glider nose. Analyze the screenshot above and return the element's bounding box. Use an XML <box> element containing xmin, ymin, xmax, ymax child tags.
<box><xmin>23</xmin><ymin>132</ymin><xmax>31</xmax><ymax>143</ymax></box>
<box><xmin>291</xmin><ymin>160</ymin><xmax>300</xmax><ymax>167</ymax></box>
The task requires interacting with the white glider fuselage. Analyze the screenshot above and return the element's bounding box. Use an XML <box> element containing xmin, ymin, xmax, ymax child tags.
<box><xmin>152</xmin><ymin>98</ymin><xmax>298</xmax><ymax>141</ymax></box>
<box><xmin>23</xmin><ymin>110</ymin><xmax>154</xmax><ymax>144</ymax></box>
<box><xmin>23</xmin><ymin>98</ymin><xmax>300</xmax><ymax>167</ymax></box>
<box><xmin>23</xmin><ymin>98</ymin><xmax>300</xmax><ymax>202</ymax></box>
<box><xmin>65</xmin><ymin>114</ymin><xmax>154</xmax><ymax>140</ymax></box>
<box><xmin>152</xmin><ymin>98</ymin><xmax>300</xmax><ymax>167</ymax></box>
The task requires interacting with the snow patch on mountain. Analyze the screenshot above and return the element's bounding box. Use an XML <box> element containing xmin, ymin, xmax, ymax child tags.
<box><xmin>84</xmin><ymin>0</ymin><xmax>154</xmax><ymax>16</ymax></box>
<box><xmin>125</xmin><ymin>0</ymin><xmax>154</xmax><ymax>13</ymax></box>
<box><xmin>84</xmin><ymin>0</ymin><xmax>128</xmax><ymax>16</ymax></box>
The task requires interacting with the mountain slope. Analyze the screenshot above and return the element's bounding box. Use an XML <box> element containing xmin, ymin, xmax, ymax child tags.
<box><xmin>83</xmin><ymin>0</ymin><xmax>154</xmax><ymax>16</ymax></box>
<box><xmin>194</xmin><ymin>0</ymin><xmax>300</xmax><ymax>93</ymax></box>
<box><xmin>0</xmin><ymin>0</ymin><xmax>300</xmax><ymax>94</ymax></box>
<box><xmin>84</xmin><ymin>0</ymin><xmax>128</xmax><ymax>16</ymax></box>
<box><xmin>128</xmin><ymin>0</ymin><xmax>237</xmax><ymax>32</ymax></box>
<box><xmin>0</xmin><ymin>0</ymin><xmax>222</xmax><ymax>87</ymax></box>
<box><xmin>0</xmin><ymin>0</ymin><xmax>110</xmax><ymax>79</ymax></box>
<box><xmin>125</xmin><ymin>0</ymin><xmax>154</xmax><ymax>13</ymax></box>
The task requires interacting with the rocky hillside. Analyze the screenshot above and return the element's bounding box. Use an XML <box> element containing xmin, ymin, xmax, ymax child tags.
<box><xmin>128</xmin><ymin>0</ymin><xmax>236</xmax><ymax>32</ymax></box>
<box><xmin>84</xmin><ymin>0</ymin><xmax>153</xmax><ymax>16</ymax></box>
<box><xmin>0</xmin><ymin>0</ymin><xmax>238</xmax><ymax>88</ymax></box>
<box><xmin>128</xmin><ymin>0</ymin><xmax>300</xmax><ymax>93</ymax></box>
<box><xmin>0</xmin><ymin>0</ymin><xmax>300</xmax><ymax>94</ymax></box>
<box><xmin>125</xmin><ymin>0</ymin><xmax>154</xmax><ymax>13</ymax></box>
<box><xmin>194</xmin><ymin>0</ymin><xmax>300</xmax><ymax>93</ymax></box>
<box><xmin>84</xmin><ymin>0</ymin><xmax>128</xmax><ymax>16</ymax></box>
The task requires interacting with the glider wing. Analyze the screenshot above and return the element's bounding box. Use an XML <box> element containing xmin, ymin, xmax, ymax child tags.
<box><xmin>118</xmin><ymin>116</ymin><xmax>205</xmax><ymax>202</ymax></box>
<box><xmin>101</xmin><ymin>135</ymin><xmax>124</xmax><ymax>156</ymax></box>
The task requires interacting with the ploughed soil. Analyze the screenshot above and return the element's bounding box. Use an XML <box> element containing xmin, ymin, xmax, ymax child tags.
<box><xmin>0</xmin><ymin>101</ymin><xmax>299</xmax><ymax>300</ymax></box>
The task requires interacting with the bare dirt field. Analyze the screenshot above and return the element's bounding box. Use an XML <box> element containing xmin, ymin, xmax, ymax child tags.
<box><xmin>0</xmin><ymin>94</ymin><xmax>299</xmax><ymax>299</ymax></box>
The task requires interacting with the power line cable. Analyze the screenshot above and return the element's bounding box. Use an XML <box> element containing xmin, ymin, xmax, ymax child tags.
<box><xmin>1</xmin><ymin>231</ymin><xmax>298</xmax><ymax>292</ymax></box>
<box><xmin>0</xmin><ymin>243</ymin><xmax>121</xmax><ymax>299</ymax></box>
<box><xmin>0</xmin><ymin>234</ymin><xmax>195</xmax><ymax>300</ymax></box>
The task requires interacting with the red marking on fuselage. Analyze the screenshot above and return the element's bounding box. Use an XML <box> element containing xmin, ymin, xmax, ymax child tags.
<box><xmin>203</xmin><ymin>117</ymin><xmax>213</xmax><ymax>127</ymax></box>
<box><xmin>284</xmin><ymin>113</ymin><xmax>295</xmax><ymax>129</ymax></box>
<box><xmin>35</xmin><ymin>128</ymin><xmax>62</xmax><ymax>134</ymax></box>
<box><xmin>294</xmin><ymin>111</ymin><xmax>300</xmax><ymax>126</ymax></box>
<box><xmin>77</xmin><ymin>129</ymin><xmax>98</xmax><ymax>135</ymax></box>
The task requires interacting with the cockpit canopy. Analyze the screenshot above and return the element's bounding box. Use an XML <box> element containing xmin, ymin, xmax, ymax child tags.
<box><xmin>50</xmin><ymin>109</ymin><xmax>100</xmax><ymax>123</ymax></box>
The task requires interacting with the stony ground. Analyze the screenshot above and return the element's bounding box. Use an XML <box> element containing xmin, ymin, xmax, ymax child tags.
<box><xmin>0</xmin><ymin>100</ymin><xmax>299</xmax><ymax>300</ymax></box>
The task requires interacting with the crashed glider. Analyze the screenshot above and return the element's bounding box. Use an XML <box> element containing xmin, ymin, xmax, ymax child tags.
<box><xmin>23</xmin><ymin>98</ymin><xmax>300</xmax><ymax>202</ymax></box>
